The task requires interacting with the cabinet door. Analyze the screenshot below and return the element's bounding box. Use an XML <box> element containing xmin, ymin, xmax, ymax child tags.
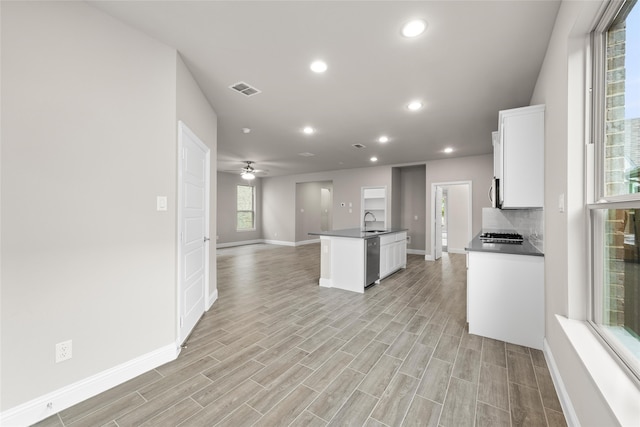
<box><xmin>398</xmin><ymin>240</ymin><xmax>407</xmax><ymax>267</ymax></box>
<box><xmin>379</xmin><ymin>244</ymin><xmax>390</xmax><ymax>278</ymax></box>
<box><xmin>391</xmin><ymin>242</ymin><xmax>400</xmax><ymax>270</ymax></box>
<box><xmin>500</xmin><ymin>106</ymin><xmax>544</xmax><ymax>208</ymax></box>
<box><xmin>468</xmin><ymin>251</ymin><xmax>544</xmax><ymax>349</ymax></box>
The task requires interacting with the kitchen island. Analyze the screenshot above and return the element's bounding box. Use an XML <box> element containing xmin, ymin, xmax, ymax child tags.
<box><xmin>309</xmin><ymin>228</ymin><xmax>407</xmax><ymax>293</ymax></box>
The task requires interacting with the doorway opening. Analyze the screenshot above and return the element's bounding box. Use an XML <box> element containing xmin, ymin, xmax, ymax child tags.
<box><xmin>295</xmin><ymin>181</ymin><xmax>333</xmax><ymax>244</ymax></box>
<box><xmin>430</xmin><ymin>181</ymin><xmax>472</xmax><ymax>261</ymax></box>
<box><xmin>441</xmin><ymin>188</ymin><xmax>448</xmax><ymax>252</ymax></box>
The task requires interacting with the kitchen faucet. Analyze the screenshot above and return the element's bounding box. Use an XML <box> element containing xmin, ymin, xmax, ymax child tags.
<box><xmin>363</xmin><ymin>211</ymin><xmax>377</xmax><ymax>231</ymax></box>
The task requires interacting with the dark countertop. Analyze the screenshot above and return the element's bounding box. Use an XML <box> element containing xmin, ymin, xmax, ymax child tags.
<box><xmin>466</xmin><ymin>233</ymin><xmax>544</xmax><ymax>257</ymax></box>
<box><xmin>309</xmin><ymin>227</ymin><xmax>408</xmax><ymax>239</ymax></box>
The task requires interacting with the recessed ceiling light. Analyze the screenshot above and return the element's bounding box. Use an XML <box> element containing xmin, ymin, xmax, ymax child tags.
<box><xmin>378</xmin><ymin>136</ymin><xmax>389</xmax><ymax>143</ymax></box>
<box><xmin>402</xmin><ymin>19</ymin><xmax>427</xmax><ymax>38</ymax></box>
<box><xmin>242</xmin><ymin>127</ymin><xmax>251</xmax><ymax>134</ymax></box>
<box><xmin>407</xmin><ymin>101</ymin><xmax>423</xmax><ymax>111</ymax></box>
<box><xmin>370</xmin><ymin>157</ymin><xmax>378</xmax><ymax>162</ymax></box>
<box><xmin>310</xmin><ymin>60</ymin><xmax>328</xmax><ymax>73</ymax></box>
<box><xmin>303</xmin><ymin>126</ymin><xmax>315</xmax><ymax>135</ymax></box>
<box><xmin>444</xmin><ymin>147</ymin><xmax>454</xmax><ymax>154</ymax></box>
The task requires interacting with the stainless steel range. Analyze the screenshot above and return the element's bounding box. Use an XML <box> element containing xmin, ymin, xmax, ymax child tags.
<box><xmin>479</xmin><ymin>232</ymin><xmax>524</xmax><ymax>244</ymax></box>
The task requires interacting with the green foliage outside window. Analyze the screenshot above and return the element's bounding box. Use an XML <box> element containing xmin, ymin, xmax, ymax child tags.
<box><xmin>237</xmin><ymin>185</ymin><xmax>254</xmax><ymax>230</ymax></box>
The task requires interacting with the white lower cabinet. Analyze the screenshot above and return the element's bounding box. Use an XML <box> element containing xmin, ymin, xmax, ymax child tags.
<box><xmin>380</xmin><ymin>232</ymin><xmax>407</xmax><ymax>279</ymax></box>
<box><xmin>467</xmin><ymin>251</ymin><xmax>544</xmax><ymax>350</ymax></box>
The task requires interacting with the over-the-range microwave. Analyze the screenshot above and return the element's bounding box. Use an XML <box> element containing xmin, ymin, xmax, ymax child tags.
<box><xmin>490</xmin><ymin>177</ymin><xmax>501</xmax><ymax>209</ymax></box>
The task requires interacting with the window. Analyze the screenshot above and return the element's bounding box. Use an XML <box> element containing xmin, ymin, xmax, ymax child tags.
<box><xmin>591</xmin><ymin>0</ymin><xmax>640</xmax><ymax>378</ymax></box>
<box><xmin>236</xmin><ymin>185</ymin><xmax>255</xmax><ymax>231</ymax></box>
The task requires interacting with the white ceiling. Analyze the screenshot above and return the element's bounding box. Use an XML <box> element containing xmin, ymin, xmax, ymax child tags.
<box><xmin>91</xmin><ymin>1</ymin><xmax>560</xmax><ymax>177</ymax></box>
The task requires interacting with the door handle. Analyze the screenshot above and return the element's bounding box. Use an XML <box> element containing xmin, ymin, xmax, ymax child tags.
<box><xmin>204</xmin><ymin>237</ymin><xmax>210</xmax><ymax>242</ymax></box>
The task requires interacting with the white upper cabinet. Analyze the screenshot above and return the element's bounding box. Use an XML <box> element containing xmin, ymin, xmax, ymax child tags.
<box><xmin>497</xmin><ymin>104</ymin><xmax>545</xmax><ymax>209</ymax></box>
<box><xmin>362</xmin><ymin>186</ymin><xmax>387</xmax><ymax>229</ymax></box>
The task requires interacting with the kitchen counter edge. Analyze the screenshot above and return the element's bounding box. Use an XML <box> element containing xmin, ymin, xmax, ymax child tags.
<box><xmin>465</xmin><ymin>233</ymin><xmax>544</xmax><ymax>257</ymax></box>
<box><xmin>309</xmin><ymin>228</ymin><xmax>408</xmax><ymax>239</ymax></box>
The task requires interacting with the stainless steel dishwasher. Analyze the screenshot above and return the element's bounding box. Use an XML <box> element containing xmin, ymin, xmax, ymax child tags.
<box><xmin>365</xmin><ymin>236</ymin><xmax>380</xmax><ymax>287</ymax></box>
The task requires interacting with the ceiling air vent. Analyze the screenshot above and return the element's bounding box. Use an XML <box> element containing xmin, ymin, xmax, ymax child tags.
<box><xmin>229</xmin><ymin>81</ymin><xmax>261</xmax><ymax>97</ymax></box>
<box><xmin>352</xmin><ymin>143</ymin><xmax>366</xmax><ymax>149</ymax></box>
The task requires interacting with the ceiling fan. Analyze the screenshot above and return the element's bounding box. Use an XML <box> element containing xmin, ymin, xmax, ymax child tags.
<box><xmin>225</xmin><ymin>161</ymin><xmax>267</xmax><ymax>180</ymax></box>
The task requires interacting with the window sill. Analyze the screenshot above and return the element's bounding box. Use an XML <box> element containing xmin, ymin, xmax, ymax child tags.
<box><xmin>555</xmin><ymin>315</ymin><xmax>640</xmax><ymax>426</ymax></box>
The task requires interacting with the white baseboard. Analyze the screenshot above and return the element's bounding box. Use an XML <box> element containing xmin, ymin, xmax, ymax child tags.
<box><xmin>424</xmin><ymin>254</ymin><xmax>435</xmax><ymax>261</ymax></box>
<box><xmin>1</xmin><ymin>344</ymin><xmax>178</xmax><ymax>427</ymax></box>
<box><xmin>262</xmin><ymin>239</ymin><xmax>295</xmax><ymax>247</ymax></box>
<box><xmin>295</xmin><ymin>239</ymin><xmax>320</xmax><ymax>246</ymax></box>
<box><xmin>216</xmin><ymin>239</ymin><xmax>263</xmax><ymax>249</ymax></box>
<box><xmin>216</xmin><ymin>239</ymin><xmax>318</xmax><ymax>248</ymax></box>
<box><xmin>207</xmin><ymin>288</ymin><xmax>218</xmax><ymax>310</ymax></box>
<box><xmin>543</xmin><ymin>338</ymin><xmax>579</xmax><ymax>427</ymax></box>
<box><xmin>319</xmin><ymin>278</ymin><xmax>332</xmax><ymax>288</ymax></box>
<box><xmin>407</xmin><ymin>249</ymin><xmax>426</xmax><ymax>255</ymax></box>
<box><xmin>447</xmin><ymin>248</ymin><xmax>467</xmax><ymax>254</ymax></box>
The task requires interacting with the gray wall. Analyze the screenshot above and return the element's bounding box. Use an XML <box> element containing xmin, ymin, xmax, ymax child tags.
<box><xmin>262</xmin><ymin>166</ymin><xmax>392</xmax><ymax>243</ymax></box>
<box><xmin>217</xmin><ymin>172</ymin><xmax>262</xmax><ymax>245</ymax></box>
<box><xmin>425</xmin><ymin>154</ymin><xmax>494</xmax><ymax>258</ymax></box>
<box><xmin>530</xmin><ymin>1</ymin><xmax>618</xmax><ymax>425</ymax></box>
<box><xmin>396</xmin><ymin>166</ymin><xmax>427</xmax><ymax>251</ymax></box>
<box><xmin>1</xmin><ymin>1</ymin><xmax>217</xmax><ymax>412</ymax></box>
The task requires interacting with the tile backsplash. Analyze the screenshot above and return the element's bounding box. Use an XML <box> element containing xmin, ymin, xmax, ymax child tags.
<box><xmin>482</xmin><ymin>208</ymin><xmax>544</xmax><ymax>252</ymax></box>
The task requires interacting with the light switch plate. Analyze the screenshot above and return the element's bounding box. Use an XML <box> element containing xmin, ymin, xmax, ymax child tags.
<box><xmin>157</xmin><ymin>196</ymin><xmax>167</xmax><ymax>211</ymax></box>
<box><xmin>558</xmin><ymin>193</ymin><xmax>565</xmax><ymax>213</ymax></box>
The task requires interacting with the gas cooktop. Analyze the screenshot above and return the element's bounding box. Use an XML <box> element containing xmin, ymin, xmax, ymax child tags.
<box><xmin>479</xmin><ymin>232</ymin><xmax>524</xmax><ymax>244</ymax></box>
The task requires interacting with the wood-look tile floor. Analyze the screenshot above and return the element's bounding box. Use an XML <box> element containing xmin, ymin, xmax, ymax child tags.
<box><xmin>34</xmin><ymin>244</ymin><xmax>566</xmax><ymax>427</ymax></box>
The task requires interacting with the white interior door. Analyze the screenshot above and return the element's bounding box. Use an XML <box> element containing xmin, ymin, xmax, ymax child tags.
<box><xmin>434</xmin><ymin>186</ymin><xmax>443</xmax><ymax>260</ymax></box>
<box><xmin>178</xmin><ymin>121</ymin><xmax>210</xmax><ymax>345</ymax></box>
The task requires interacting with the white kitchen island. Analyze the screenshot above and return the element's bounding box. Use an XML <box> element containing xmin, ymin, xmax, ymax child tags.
<box><xmin>309</xmin><ymin>228</ymin><xmax>407</xmax><ymax>293</ymax></box>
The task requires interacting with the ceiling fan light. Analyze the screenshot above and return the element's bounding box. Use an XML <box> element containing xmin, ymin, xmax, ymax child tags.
<box><xmin>242</xmin><ymin>171</ymin><xmax>255</xmax><ymax>180</ymax></box>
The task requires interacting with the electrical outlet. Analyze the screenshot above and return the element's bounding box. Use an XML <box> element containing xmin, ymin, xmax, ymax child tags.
<box><xmin>56</xmin><ymin>340</ymin><xmax>72</xmax><ymax>363</ymax></box>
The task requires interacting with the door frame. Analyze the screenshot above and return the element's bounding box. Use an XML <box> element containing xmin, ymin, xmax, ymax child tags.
<box><xmin>428</xmin><ymin>181</ymin><xmax>472</xmax><ymax>261</ymax></box>
<box><xmin>177</xmin><ymin>121</ymin><xmax>210</xmax><ymax>346</ymax></box>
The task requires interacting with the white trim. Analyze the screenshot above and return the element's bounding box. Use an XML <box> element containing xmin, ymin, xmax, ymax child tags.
<box><xmin>552</xmin><ymin>315</ymin><xmax>640</xmax><ymax>427</ymax></box>
<box><xmin>543</xmin><ymin>337</ymin><xmax>579</xmax><ymax>427</ymax></box>
<box><xmin>216</xmin><ymin>239</ymin><xmax>263</xmax><ymax>249</ymax></box>
<box><xmin>446</xmin><ymin>248</ymin><xmax>467</xmax><ymax>254</ymax></box>
<box><xmin>262</xmin><ymin>239</ymin><xmax>295</xmax><ymax>247</ymax></box>
<box><xmin>407</xmin><ymin>249</ymin><xmax>426</xmax><ymax>255</ymax></box>
<box><xmin>295</xmin><ymin>238</ymin><xmax>320</xmax><ymax>246</ymax></box>
<box><xmin>216</xmin><ymin>239</ymin><xmax>302</xmax><ymax>248</ymax></box>
<box><xmin>207</xmin><ymin>288</ymin><xmax>218</xmax><ymax>310</ymax></box>
<box><xmin>319</xmin><ymin>277</ymin><xmax>332</xmax><ymax>288</ymax></box>
<box><xmin>0</xmin><ymin>344</ymin><xmax>178</xmax><ymax>427</ymax></box>
<box><xmin>424</xmin><ymin>254</ymin><xmax>435</xmax><ymax>261</ymax></box>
